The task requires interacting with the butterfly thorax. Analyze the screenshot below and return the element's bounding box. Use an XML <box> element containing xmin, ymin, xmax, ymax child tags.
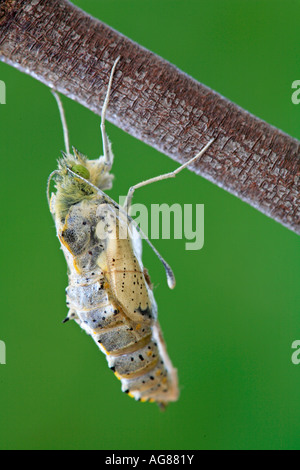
<box><xmin>51</xmin><ymin>148</ymin><xmax>114</xmax><ymax>220</ymax></box>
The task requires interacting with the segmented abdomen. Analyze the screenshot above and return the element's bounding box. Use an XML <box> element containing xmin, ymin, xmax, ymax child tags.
<box><xmin>67</xmin><ymin>275</ymin><xmax>178</xmax><ymax>404</ymax></box>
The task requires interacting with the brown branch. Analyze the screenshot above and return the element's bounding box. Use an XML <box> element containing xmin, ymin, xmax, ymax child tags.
<box><xmin>0</xmin><ymin>0</ymin><xmax>299</xmax><ymax>234</ymax></box>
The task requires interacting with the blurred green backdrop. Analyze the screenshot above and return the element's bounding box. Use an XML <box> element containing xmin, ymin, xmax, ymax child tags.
<box><xmin>0</xmin><ymin>0</ymin><xmax>299</xmax><ymax>450</ymax></box>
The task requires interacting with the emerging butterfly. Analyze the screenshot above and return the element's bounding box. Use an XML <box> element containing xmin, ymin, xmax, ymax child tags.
<box><xmin>47</xmin><ymin>57</ymin><xmax>214</xmax><ymax>407</ymax></box>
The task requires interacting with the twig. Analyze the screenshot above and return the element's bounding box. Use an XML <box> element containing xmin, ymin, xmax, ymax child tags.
<box><xmin>0</xmin><ymin>0</ymin><xmax>299</xmax><ymax>234</ymax></box>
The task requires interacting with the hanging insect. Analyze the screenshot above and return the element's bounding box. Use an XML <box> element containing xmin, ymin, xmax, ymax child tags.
<box><xmin>47</xmin><ymin>57</ymin><xmax>214</xmax><ymax>407</ymax></box>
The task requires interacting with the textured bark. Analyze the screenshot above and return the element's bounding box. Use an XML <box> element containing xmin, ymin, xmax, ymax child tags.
<box><xmin>0</xmin><ymin>0</ymin><xmax>299</xmax><ymax>234</ymax></box>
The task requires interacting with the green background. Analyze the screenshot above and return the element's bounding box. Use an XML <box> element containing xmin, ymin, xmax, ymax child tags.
<box><xmin>0</xmin><ymin>0</ymin><xmax>299</xmax><ymax>450</ymax></box>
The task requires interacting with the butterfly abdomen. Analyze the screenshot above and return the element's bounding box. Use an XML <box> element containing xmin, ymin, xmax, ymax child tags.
<box><xmin>66</xmin><ymin>275</ymin><xmax>178</xmax><ymax>404</ymax></box>
<box><xmin>54</xmin><ymin>196</ymin><xmax>179</xmax><ymax>405</ymax></box>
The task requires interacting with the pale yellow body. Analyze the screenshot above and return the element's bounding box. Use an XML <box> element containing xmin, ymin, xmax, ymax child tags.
<box><xmin>49</xmin><ymin>58</ymin><xmax>181</xmax><ymax>406</ymax></box>
<box><xmin>52</xmin><ymin>193</ymin><xmax>179</xmax><ymax>404</ymax></box>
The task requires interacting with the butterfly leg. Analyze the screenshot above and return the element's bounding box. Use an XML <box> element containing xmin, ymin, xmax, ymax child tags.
<box><xmin>52</xmin><ymin>91</ymin><xmax>70</xmax><ymax>156</ymax></box>
<box><xmin>100</xmin><ymin>57</ymin><xmax>120</xmax><ymax>169</ymax></box>
<box><xmin>123</xmin><ymin>138</ymin><xmax>215</xmax><ymax>211</ymax></box>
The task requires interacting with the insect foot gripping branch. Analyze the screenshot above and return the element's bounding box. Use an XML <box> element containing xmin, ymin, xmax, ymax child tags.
<box><xmin>47</xmin><ymin>57</ymin><xmax>214</xmax><ymax>407</ymax></box>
